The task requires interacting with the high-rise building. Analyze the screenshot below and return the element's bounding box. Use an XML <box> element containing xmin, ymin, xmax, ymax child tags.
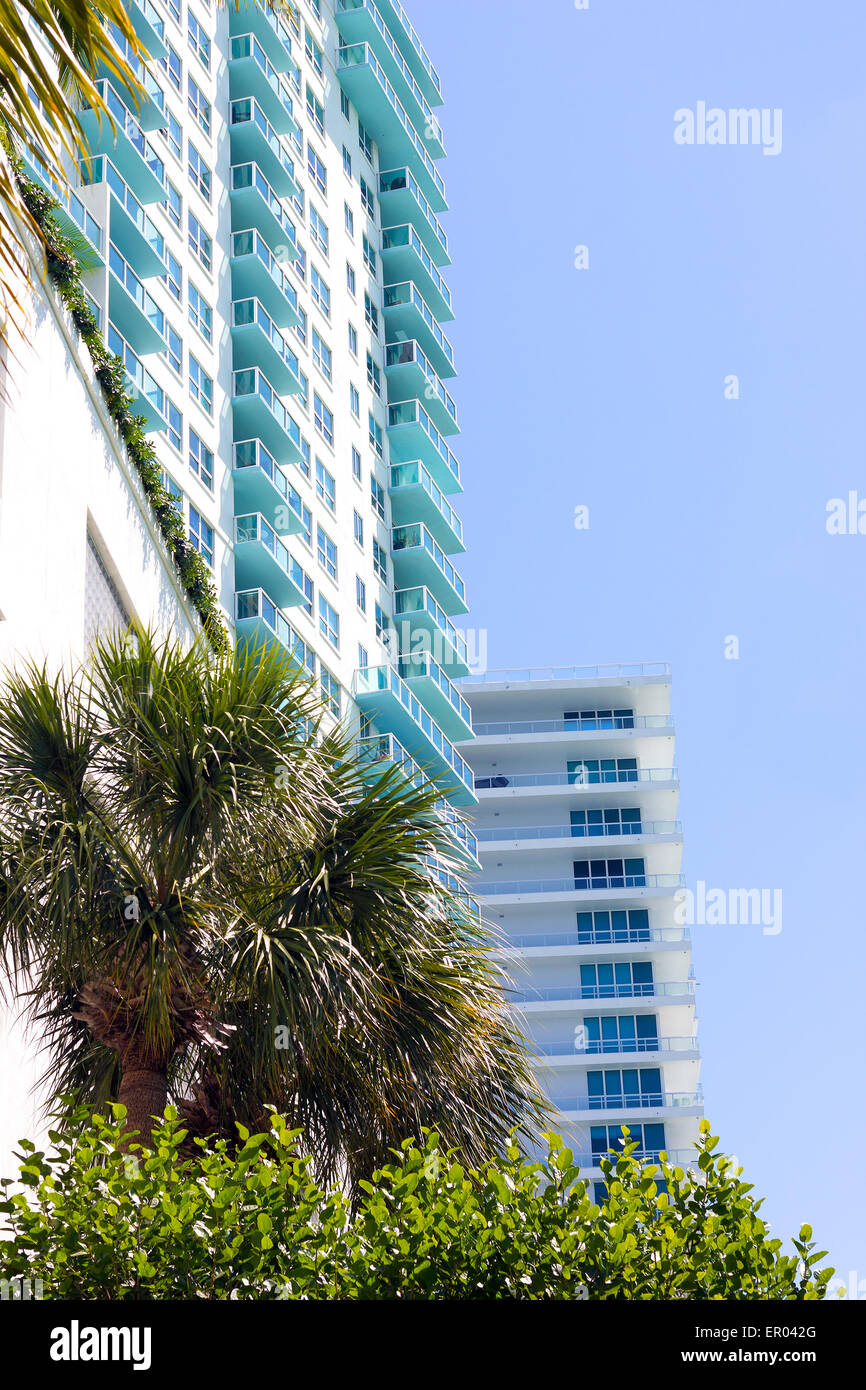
<box><xmin>11</xmin><ymin>0</ymin><xmax>474</xmax><ymax>821</ymax></box>
<box><xmin>458</xmin><ymin>663</ymin><xmax>703</xmax><ymax>1196</ymax></box>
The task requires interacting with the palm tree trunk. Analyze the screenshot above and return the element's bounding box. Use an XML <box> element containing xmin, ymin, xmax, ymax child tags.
<box><xmin>117</xmin><ymin>1062</ymin><xmax>168</xmax><ymax>1148</ymax></box>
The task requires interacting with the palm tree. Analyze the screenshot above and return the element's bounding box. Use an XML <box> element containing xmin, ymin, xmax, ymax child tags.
<box><xmin>0</xmin><ymin>629</ymin><xmax>546</xmax><ymax>1184</ymax></box>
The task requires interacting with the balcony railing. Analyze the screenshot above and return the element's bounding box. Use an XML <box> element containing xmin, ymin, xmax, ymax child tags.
<box><xmin>230</xmin><ymin>33</ymin><xmax>297</xmax><ymax>127</ymax></box>
<box><xmin>394</xmin><ymin>586</ymin><xmax>468</xmax><ymax>669</ymax></box>
<box><xmin>388</xmin><ymin>399</ymin><xmax>460</xmax><ymax>488</ymax></box>
<box><xmin>353</xmin><ymin>664</ymin><xmax>474</xmax><ymax>795</ymax></box>
<box><xmin>231</xmin><ymin>228</ymin><xmax>300</xmax><ymax>323</ymax></box>
<box><xmin>231</xmin><ymin>162</ymin><xmax>298</xmax><ymax>253</ymax></box>
<box><xmin>506</xmin><ymin>927</ymin><xmax>690</xmax><ymax>948</ymax></box>
<box><xmin>234</xmin><ymin>512</ymin><xmax>290</xmax><ymax>571</ymax></box>
<box><xmin>80</xmin><ymin>80</ymin><xmax>165</xmax><ymax>196</ymax></box>
<box><xmin>229</xmin><ymin>97</ymin><xmax>297</xmax><ymax>193</ymax></box>
<box><xmin>391</xmin><ymin>522</ymin><xmax>465</xmax><ymax>606</ymax></box>
<box><xmin>473</xmin><ymin>715</ymin><xmax>674</xmax><ymax>736</ymax></box>
<box><xmin>513</xmin><ymin>981</ymin><xmax>695</xmax><ymax>1003</ymax></box>
<box><xmin>481</xmin><ymin>874</ymin><xmax>685</xmax><ymax>896</ymax></box>
<box><xmin>555</xmin><ymin>1091</ymin><xmax>703</xmax><ymax>1113</ymax></box>
<box><xmin>476</xmin><ymin>820</ymin><xmax>682</xmax><ymax>843</ymax></box>
<box><xmin>561</xmin><ymin>1148</ymin><xmax>697</xmax><ymax>1170</ymax></box>
<box><xmin>474</xmin><ymin>769</ymin><xmax>678</xmax><ymax>791</ymax></box>
<box><xmin>383</xmin><ymin>281</ymin><xmax>453</xmax><ymax>367</ymax></box>
<box><xmin>389</xmin><ymin>460</ymin><xmax>463</xmax><ymax>546</ymax></box>
<box><xmin>335</xmin><ymin>0</ymin><xmax>445</xmax><ymax>150</ymax></box>
<box><xmin>397</xmin><ymin>652</ymin><xmax>472</xmax><ymax>729</ymax></box>
<box><xmin>463</xmin><ymin>662</ymin><xmax>671</xmax><ymax>685</ymax></box>
<box><xmin>379</xmin><ymin>166</ymin><xmax>448</xmax><ymax>258</ymax></box>
<box><xmin>232</xmin><ymin>296</ymin><xmax>301</xmax><ymax>383</ymax></box>
<box><xmin>381</xmin><ymin>225</ymin><xmax>452</xmax><ymax>312</ymax></box>
<box><xmin>535</xmin><ymin>1036</ymin><xmax>697</xmax><ymax>1057</ymax></box>
<box><xmin>385</xmin><ymin>339</ymin><xmax>458</xmax><ymax>426</ymax></box>
<box><xmin>234</xmin><ymin>589</ymin><xmax>314</xmax><ymax>673</ymax></box>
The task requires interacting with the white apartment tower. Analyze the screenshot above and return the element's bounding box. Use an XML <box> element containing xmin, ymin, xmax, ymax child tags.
<box><xmin>10</xmin><ymin>0</ymin><xmax>473</xmax><ymax>818</ymax></box>
<box><xmin>458</xmin><ymin>665</ymin><xmax>703</xmax><ymax>1197</ymax></box>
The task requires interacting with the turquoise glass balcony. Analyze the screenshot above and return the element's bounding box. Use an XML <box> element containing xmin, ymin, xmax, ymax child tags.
<box><xmin>396</xmin><ymin>653</ymin><xmax>472</xmax><ymax>741</ymax></box>
<box><xmin>233</xmin><ymin>513</ymin><xmax>305</xmax><ymax>608</ymax></box>
<box><xmin>334</xmin><ymin>0</ymin><xmax>445</xmax><ymax>158</ymax></box>
<box><xmin>388</xmin><ymin>460</ymin><xmax>464</xmax><ymax>551</ymax></box>
<box><xmin>382</xmin><ymin>280</ymin><xmax>454</xmax><ymax>378</ymax></box>
<box><xmin>127</xmin><ymin>0</ymin><xmax>168</xmax><ymax>62</ymax></box>
<box><xmin>375</xmin><ymin>0</ymin><xmax>442</xmax><ymax>105</ymax></box>
<box><xmin>337</xmin><ymin>43</ymin><xmax>446</xmax><ymax>212</ymax></box>
<box><xmin>79</xmin><ymin>82</ymin><xmax>165</xmax><ymax>204</ymax></box>
<box><xmin>393</xmin><ymin>586</ymin><xmax>469</xmax><ymax>676</ymax></box>
<box><xmin>230</xmin><ymin>229</ymin><xmax>301</xmax><ymax>329</ymax></box>
<box><xmin>233</xmin><ymin>440</ymin><xmax>305</xmax><ymax>535</ymax></box>
<box><xmin>358</xmin><ymin>732</ymin><xmax>427</xmax><ymax>792</ymax></box>
<box><xmin>229</xmin><ymin>34</ymin><xmax>300</xmax><ymax>140</ymax></box>
<box><xmin>235</xmin><ymin>589</ymin><xmax>313</xmax><ymax>671</ymax></box>
<box><xmin>80</xmin><ymin>155</ymin><xmax>163</xmax><ymax>277</ymax></box>
<box><xmin>232</xmin><ymin>367</ymin><xmax>304</xmax><ymax>468</ymax></box>
<box><xmin>378</xmin><ymin>167</ymin><xmax>449</xmax><ymax>265</ymax></box>
<box><xmin>229</xmin><ymin>98</ymin><xmax>299</xmax><ymax>199</ymax></box>
<box><xmin>22</xmin><ymin>153</ymin><xmax>104</xmax><ymax>263</ymax></box>
<box><xmin>380</xmin><ymin>225</ymin><xmax>452</xmax><ymax>321</ymax></box>
<box><xmin>387</xmin><ymin>399</ymin><xmax>460</xmax><ymax>494</ymax></box>
<box><xmin>230</xmin><ymin>163</ymin><xmax>300</xmax><ymax>263</ymax></box>
<box><xmin>99</xmin><ymin>26</ymin><xmax>165</xmax><ymax>128</ymax></box>
<box><xmin>391</xmin><ymin>523</ymin><xmax>467</xmax><ymax>614</ymax></box>
<box><xmin>231</xmin><ymin>298</ymin><xmax>303</xmax><ymax>396</ymax></box>
<box><xmin>107</xmin><ymin>242</ymin><xmax>164</xmax><ymax>354</ymax></box>
<box><xmin>107</xmin><ymin>323</ymin><xmax>166</xmax><ymax>432</ymax></box>
<box><xmin>353</xmin><ymin>665</ymin><xmax>476</xmax><ymax>805</ymax></box>
<box><xmin>229</xmin><ymin>0</ymin><xmax>297</xmax><ymax>77</ymax></box>
<box><xmin>385</xmin><ymin>341</ymin><xmax>458</xmax><ymax>437</ymax></box>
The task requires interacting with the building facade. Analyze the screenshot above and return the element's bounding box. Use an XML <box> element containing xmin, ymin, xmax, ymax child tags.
<box><xmin>458</xmin><ymin>664</ymin><xmax>703</xmax><ymax>1195</ymax></box>
<box><xmin>17</xmin><ymin>0</ymin><xmax>473</xmax><ymax>818</ymax></box>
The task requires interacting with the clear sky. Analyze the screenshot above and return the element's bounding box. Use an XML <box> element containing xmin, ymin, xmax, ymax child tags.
<box><xmin>408</xmin><ymin>0</ymin><xmax>866</xmax><ymax>1287</ymax></box>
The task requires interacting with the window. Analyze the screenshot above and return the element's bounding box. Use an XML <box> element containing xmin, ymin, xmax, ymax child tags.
<box><xmin>586</xmin><ymin>1067</ymin><xmax>662</xmax><ymax>1107</ymax></box>
<box><xmin>576</xmin><ymin>908</ymin><xmax>651</xmax><ymax>945</ymax></box>
<box><xmin>162</xmin><ymin>40</ymin><xmax>182</xmax><ymax>92</ymax></box>
<box><xmin>189</xmin><ymin>505</ymin><xmax>214</xmax><ymax>566</ymax></box>
<box><xmin>362</xmin><ymin>233</ymin><xmax>376</xmax><ymax>277</ymax></box>
<box><xmin>358</xmin><ymin>121</ymin><xmax>374</xmax><ymax>163</ymax></box>
<box><xmin>189</xmin><ymin>428</ymin><xmax>214</xmax><ymax>490</ymax></box>
<box><xmin>297</xmin><ymin>368</ymin><xmax>308</xmax><ymax>410</ymax></box>
<box><xmin>320</xmin><ymin>666</ymin><xmax>340</xmax><ymax>718</ymax></box>
<box><xmin>342</xmin><ymin>145</ymin><xmax>352</xmax><ymax>178</ymax></box>
<box><xmin>355</xmin><ymin>574</ymin><xmax>366</xmax><ymax>611</ymax></box>
<box><xmin>308</xmin><ymin>328</ymin><xmax>330</xmax><ymax>384</ymax></box>
<box><xmin>346</xmin><ymin>261</ymin><xmax>356</xmax><ymax>296</ymax></box>
<box><xmin>573</xmin><ymin>857</ymin><xmax>646</xmax><ymax>890</ymax></box>
<box><xmin>316</xmin><ymin>458</ymin><xmax>335</xmax><ymax>511</ymax></box>
<box><xmin>366</xmin><ymin>352</ymin><xmax>381</xmax><ymax>397</ymax></box>
<box><xmin>188</xmin><ymin>142</ymin><xmax>211</xmax><ymax>202</ymax></box>
<box><xmin>188</xmin><ymin>282</ymin><xmax>212</xmax><ymax>343</ymax></box>
<box><xmin>374</xmin><ymin>602</ymin><xmax>389</xmax><ymax>641</ymax></box>
<box><xmin>189</xmin><ymin>354</ymin><xmax>213</xmax><ymax>415</ymax></box>
<box><xmin>368</xmin><ymin>412</ymin><xmax>383</xmax><ymax>458</ymax></box>
<box><xmin>370</xmin><ymin>473</ymin><xmax>385</xmax><ymax>519</ymax></box>
<box><xmin>165</xmin><ymin>0</ymin><xmax>180</xmax><ymax>17</ymax></box>
<box><xmin>349</xmin><ymin>383</ymin><xmax>359</xmax><ymax>419</ymax></box>
<box><xmin>165</xmin><ymin>397</ymin><xmax>182</xmax><ymax>451</ymax></box>
<box><xmin>305</xmin><ymin>27</ymin><xmax>323</xmax><ymax>78</ymax></box>
<box><xmin>578</xmin><ymin>961</ymin><xmax>654</xmax><ymax>1000</ymax></box>
<box><xmin>298</xmin><ymin>434</ymin><xmax>311</xmax><ymax>479</ymax></box>
<box><xmin>309</xmin><ymin>204</ymin><xmax>328</xmax><ymax>255</ymax></box>
<box><xmin>163</xmin><ymin>248</ymin><xmax>182</xmax><ymax>301</ymax></box>
<box><xmin>188</xmin><ymin>74</ymin><xmax>211</xmax><ymax>136</ymax></box>
<box><xmin>564</xmin><ymin>708</ymin><xmax>636</xmax><ymax>729</ymax></box>
<box><xmin>372</xmin><ymin>537</ymin><xmax>387</xmax><ymax>583</ymax></box>
<box><xmin>340</xmin><ymin>89</ymin><xmax>350</xmax><ymax>120</ymax></box>
<box><xmin>289</xmin><ymin>485</ymin><xmax>312</xmax><ymax>546</ymax></box>
<box><xmin>188</xmin><ymin>210</ymin><xmax>212</xmax><ymax>271</ymax></box>
<box><xmin>188</xmin><ymin>11</ymin><xmax>211</xmax><ymax>71</ymax></box>
<box><xmin>161</xmin><ymin>470</ymin><xmax>184</xmax><ymax>510</ymax></box>
<box><xmin>306</xmin><ymin>85</ymin><xmax>324</xmax><ymax>136</ymax></box>
<box><xmin>162</xmin><ymin>320</ymin><xmax>182</xmax><ymax>375</ymax></box>
<box><xmin>570</xmin><ymin>807</ymin><xmax>642</xmax><ymax>837</ymax></box>
<box><xmin>290</xmin><ymin>556</ymin><xmax>314</xmax><ymax>616</ymax></box>
<box><xmin>347</xmin><ymin>322</ymin><xmax>358</xmax><ymax>356</ymax></box>
<box><xmin>358</xmin><ymin>643</ymin><xmax>368</xmax><ymax>669</ymax></box>
<box><xmin>294</xmin><ymin>305</ymin><xmax>307</xmax><ymax>347</ymax></box>
<box><xmin>351</xmin><ymin>445</ymin><xmax>362</xmax><ymax>482</ymax></box>
<box><xmin>164</xmin><ymin>178</ymin><xmax>182</xmax><ymax>229</ymax></box>
<box><xmin>353</xmin><ymin>509</ymin><xmax>364</xmax><ymax>547</ymax></box>
<box><xmin>314</xmin><ymin>392</ymin><xmax>333</xmax><ymax>446</ymax></box>
<box><xmin>318</xmin><ymin>594</ymin><xmax>339</xmax><ymax>649</ymax></box>
<box><xmin>360</xmin><ymin>175</ymin><xmax>375</xmax><ymax>220</ymax></box>
<box><xmin>343</xmin><ymin>201</ymin><xmax>354</xmax><ymax>237</ymax></box>
<box><xmin>310</xmin><ymin>265</ymin><xmax>330</xmax><ymax>319</ymax></box>
<box><xmin>165</xmin><ymin>109</ymin><xmax>182</xmax><ymax>160</ymax></box>
<box><xmin>567</xmin><ymin>757</ymin><xmax>638</xmax><ymax>786</ymax></box>
<box><xmin>307</xmin><ymin>145</ymin><xmax>327</xmax><ymax>198</ymax></box>
<box><xmin>364</xmin><ymin>292</ymin><xmax>379</xmax><ymax>336</ymax></box>
<box><xmin>316</xmin><ymin>524</ymin><xmax>337</xmax><ymax>581</ymax></box>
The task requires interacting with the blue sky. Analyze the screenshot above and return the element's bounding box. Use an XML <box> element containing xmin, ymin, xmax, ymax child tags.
<box><xmin>408</xmin><ymin>0</ymin><xmax>866</xmax><ymax>1284</ymax></box>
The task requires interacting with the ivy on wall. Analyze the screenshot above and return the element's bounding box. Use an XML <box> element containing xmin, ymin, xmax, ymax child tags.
<box><xmin>9</xmin><ymin>153</ymin><xmax>230</xmax><ymax>654</ymax></box>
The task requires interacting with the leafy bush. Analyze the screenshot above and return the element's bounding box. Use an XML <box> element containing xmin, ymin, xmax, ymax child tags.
<box><xmin>0</xmin><ymin>1109</ymin><xmax>832</xmax><ymax>1300</ymax></box>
